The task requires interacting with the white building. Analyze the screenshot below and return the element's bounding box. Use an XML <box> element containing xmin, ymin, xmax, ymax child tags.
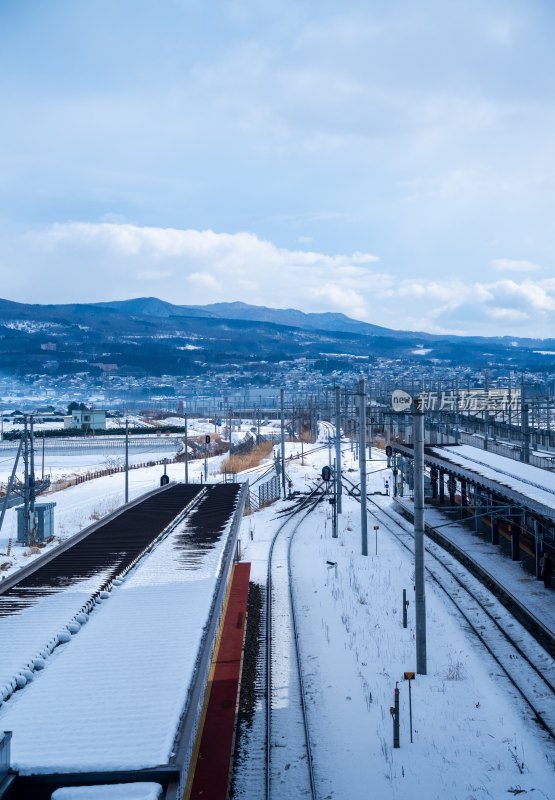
<box><xmin>64</xmin><ymin>409</ymin><xmax>107</xmax><ymax>431</ymax></box>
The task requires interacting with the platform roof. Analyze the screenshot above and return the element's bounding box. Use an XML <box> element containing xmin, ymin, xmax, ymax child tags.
<box><xmin>393</xmin><ymin>443</ymin><xmax>555</xmax><ymax>524</ymax></box>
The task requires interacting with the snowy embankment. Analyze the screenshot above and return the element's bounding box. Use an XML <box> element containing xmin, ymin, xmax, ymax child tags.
<box><xmin>234</xmin><ymin>441</ymin><xmax>555</xmax><ymax>800</ymax></box>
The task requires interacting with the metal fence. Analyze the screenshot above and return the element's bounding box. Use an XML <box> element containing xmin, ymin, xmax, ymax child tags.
<box><xmin>0</xmin><ymin>435</ymin><xmax>182</xmax><ymax>454</ymax></box>
<box><xmin>258</xmin><ymin>475</ymin><xmax>280</xmax><ymax>507</ymax></box>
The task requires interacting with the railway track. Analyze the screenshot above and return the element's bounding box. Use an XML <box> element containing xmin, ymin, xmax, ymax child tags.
<box><xmin>342</xmin><ymin>473</ymin><xmax>555</xmax><ymax>740</ymax></box>
<box><xmin>247</xmin><ymin>443</ymin><xmax>331</xmax><ymax>489</ymax></box>
<box><xmin>266</xmin><ymin>486</ymin><xmax>323</xmax><ymax>800</ymax></box>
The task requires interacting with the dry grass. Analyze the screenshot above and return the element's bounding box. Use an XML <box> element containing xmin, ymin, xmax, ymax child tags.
<box><xmin>220</xmin><ymin>440</ymin><xmax>273</xmax><ymax>474</ymax></box>
<box><xmin>50</xmin><ymin>477</ymin><xmax>75</xmax><ymax>492</ymax></box>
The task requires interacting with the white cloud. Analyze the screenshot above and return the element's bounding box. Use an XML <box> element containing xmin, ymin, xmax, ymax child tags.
<box><xmin>187</xmin><ymin>271</ymin><xmax>221</xmax><ymax>289</ymax></box>
<box><xmin>7</xmin><ymin>221</ymin><xmax>555</xmax><ymax>339</ymax></box>
<box><xmin>487</xmin><ymin>307</ymin><xmax>529</xmax><ymax>321</ymax></box>
<box><xmin>310</xmin><ymin>283</ymin><xmax>368</xmax><ymax>319</ymax></box>
<box><xmin>26</xmin><ymin>221</ymin><xmax>381</xmax><ymax>318</ymax></box>
<box><xmin>137</xmin><ymin>269</ymin><xmax>173</xmax><ymax>281</ymax></box>
<box><xmin>491</xmin><ymin>258</ymin><xmax>542</xmax><ymax>273</ymax></box>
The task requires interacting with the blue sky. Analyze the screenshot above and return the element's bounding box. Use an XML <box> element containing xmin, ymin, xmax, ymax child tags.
<box><xmin>1</xmin><ymin>0</ymin><xmax>554</xmax><ymax>336</ymax></box>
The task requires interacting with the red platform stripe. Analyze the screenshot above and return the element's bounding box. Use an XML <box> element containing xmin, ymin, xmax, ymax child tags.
<box><xmin>188</xmin><ymin>562</ymin><xmax>251</xmax><ymax>799</ymax></box>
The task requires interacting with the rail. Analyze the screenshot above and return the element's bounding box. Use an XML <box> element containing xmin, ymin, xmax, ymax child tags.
<box><xmin>266</xmin><ymin>486</ymin><xmax>323</xmax><ymax>800</ymax></box>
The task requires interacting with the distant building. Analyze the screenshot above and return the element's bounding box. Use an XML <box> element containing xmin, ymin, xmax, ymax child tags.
<box><xmin>91</xmin><ymin>363</ymin><xmax>118</xmax><ymax>373</ymax></box>
<box><xmin>64</xmin><ymin>409</ymin><xmax>107</xmax><ymax>431</ymax></box>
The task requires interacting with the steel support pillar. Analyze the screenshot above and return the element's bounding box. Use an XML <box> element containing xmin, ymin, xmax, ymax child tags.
<box><xmin>491</xmin><ymin>516</ymin><xmax>499</xmax><ymax>546</ymax></box>
<box><xmin>510</xmin><ymin>520</ymin><xmax>520</xmax><ymax>561</ymax></box>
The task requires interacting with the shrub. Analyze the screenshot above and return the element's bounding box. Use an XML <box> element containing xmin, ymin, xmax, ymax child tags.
<box><xmin>221</xmin><ymin>441</ymin><xmax>273</xmax><ymax>474</ymax></box>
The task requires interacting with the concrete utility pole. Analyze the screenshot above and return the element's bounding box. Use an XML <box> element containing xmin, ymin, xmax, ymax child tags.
<box><xmin>521</xmin><ymin>376</ymin><xmax>530</xmax><ymax>464</ymax></box>
<box><xmin>184</xmin><ymin>410</ymin><xmax>189</xmax><ymax>483</ymax></box>
<box><xmin>484</xmin><ymin>370</ymin><xmax>490</xmax><ymax>450</ymax></box>
<box><xmin>413</xmin><ymin>407</ymin><xmax>427</xmax><ymax>675</ymax></box>
<box><xmin>29</xmin><ymin>416</ymin><xmax>36</xmax><ymax>544</ymax></box>
<box><xmin>23</xmin><ymin>416</ymin><xmax>29</xmax><ymax>542</ymax></box>
<box><xmin>335</xmin><ymin>385</ymin><xmax>342</xmax><ymax>514</ymax></box>
<box><xmin>454</xmin><ymin>378</ymin><xmax>460</xmax><ymax>444</ymax></box>
<box><xmin>125</xmin><ymin>418</ymin><xmax>129</xmax><ymax>503</ymax></box>
<box><xmin>280</xmin><ymin>388</ymin><xmax>286</xmax><ymax>499</ymax></box>
<box><xmin>0</xmin><ymin>438</ymin><xmax>23</xmax><ymax>534</ymax></box>
<box><xmin>358</xmin><ymin>378</ymin><xmax>368</xmax><ymax>556</ymax></box>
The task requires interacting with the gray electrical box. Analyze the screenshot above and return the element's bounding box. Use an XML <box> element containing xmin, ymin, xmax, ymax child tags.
<box><xmin>17</xmin><ymin>502</ymin><xmax>56</xmax><ymax>544</ymax></box>
<box><xmin>0</xmin><ymin>730</ymin><xmax>12</xmax><ymax>783</ymax></box>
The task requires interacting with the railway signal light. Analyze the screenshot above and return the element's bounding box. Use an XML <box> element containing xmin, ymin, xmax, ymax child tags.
<box><xmin>321</xmin><ymin>465</ymin><xmax>331</xmax><ymax>482</ymax></box>
<box><xmin>205</xmin><ymin>435</ymin><xmax>211</xmax><ymax>444</ymax></box>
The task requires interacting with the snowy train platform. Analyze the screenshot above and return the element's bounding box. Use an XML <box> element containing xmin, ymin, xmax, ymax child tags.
<box><xmin>0</xmin><ymin>483</ymin><xmax>246</xmax><ymax>799</ymax></box>
<box><xmin>422</xmin><ymin>443</ymin><xmax>555</xmax><ymax>519</ymax></box>
<box><xmin>393</xmin><ymin>442</ymin><xmax>555</xmax><ymax>586</ymax></box>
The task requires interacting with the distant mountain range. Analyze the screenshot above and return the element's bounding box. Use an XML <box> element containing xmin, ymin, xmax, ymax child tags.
<box><xmin>0</xmin><ymin>296</ymin><xmax>554</xmax><ymax>377</ymax></box>
<box><xmin>98</xmin><ymin>297</ymin><xmax>409</xmax><ymax>338</ymax></box>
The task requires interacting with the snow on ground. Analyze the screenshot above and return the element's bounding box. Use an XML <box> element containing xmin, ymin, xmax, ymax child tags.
<box><xmin>0</xmin><ymin>489</ymin><xmax>238</xmax><ymax>773</ymax></box>
<box><xmin>235</xmin><ymin>439</ymin><xmax>555</xmax><ymax>800</ymax></box>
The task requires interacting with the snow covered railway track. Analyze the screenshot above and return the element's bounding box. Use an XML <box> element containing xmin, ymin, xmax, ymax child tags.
<box><xmin>343</xmin><ymin>476</ymin><xmax>555</xmax><ymax>740</ymax></box>
<box><xmin>266</xmin><ymin>488</ymin><xmax>323</xmax><ymax>800</ymax></box>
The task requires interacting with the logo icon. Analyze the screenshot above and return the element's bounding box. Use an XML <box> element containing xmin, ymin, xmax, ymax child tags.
<box><xmin>391</xmin><ymin>389</ymin><xmax>413</xmax><ymax>411</ymax></box>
